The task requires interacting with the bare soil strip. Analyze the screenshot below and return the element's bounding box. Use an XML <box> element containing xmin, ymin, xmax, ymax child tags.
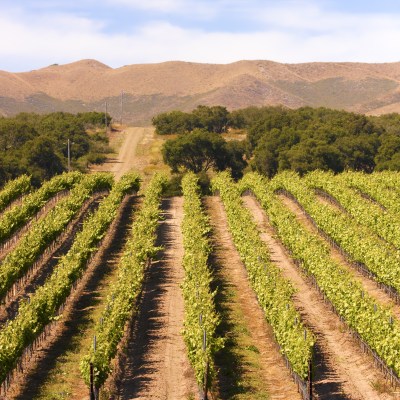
<box><xmin>0</xmin><ymin>194</ymin><xmax>105</xmax><ymax>326</ymax></box>
<box><xmin>205</xmin><ymin>196</ymin><xmax>301</xmax><ymax>400</ymax></box>
<box><xmin>242</xmin><ymin>194</ymin><xmax>394</xmax><ymax>399</ymax></box>
<box><xmin>92</xmin><ymin>127</ymin><xmax>149</xmax><ymax>179</ymax></box>
<box><xmin>117</xmin><ymin>197</ymin><xmax>198</xmax><ymax>400</ymax></box>
<box><xmin>5</xmin><ymin>195</ymin><xmax>137</xmax><ymax>400</ymax></box>
<box><xmin>280</xmin><ymin>193</ymin><xmax>400</xmax><ymax>321</ymax></box>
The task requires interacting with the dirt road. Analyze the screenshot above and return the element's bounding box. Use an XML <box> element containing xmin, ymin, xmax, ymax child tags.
<box><xmin>93</xmin><ymin>127</ymin><xmax>152</xmax><ymax>179</ymax></box>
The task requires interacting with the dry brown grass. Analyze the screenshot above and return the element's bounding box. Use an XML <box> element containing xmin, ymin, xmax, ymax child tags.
<box><xmin>2</xmin><ymin>59</ymin><xmax>400</xmax><ymax>122</ymax></box>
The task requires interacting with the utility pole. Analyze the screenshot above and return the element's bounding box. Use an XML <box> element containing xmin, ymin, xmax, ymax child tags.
<box><xmin>120</xmin><ymin>90</ymin><xmax>124</xmax><ymax>126</ymax></box>
<box><xmin>105</xmin><ymin>101</ymin><xmax>108</xmax><ymax>133</ymax></box>
<box><xmin>67</xmin><ymin>138</ymin><xmax>71</xmax><ymax>172</ymax></box>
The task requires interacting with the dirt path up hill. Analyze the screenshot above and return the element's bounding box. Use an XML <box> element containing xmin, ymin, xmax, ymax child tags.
<box><xmin>92</xmin><ymin>127</ymin><xmax>151</xmax><ymax>179</ymax></box>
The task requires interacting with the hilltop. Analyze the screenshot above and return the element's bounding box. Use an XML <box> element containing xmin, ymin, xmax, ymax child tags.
<box><xmin>1</xmin><ymin>59</ymin><xmax>400</xmax><ymax>124</ymax></box>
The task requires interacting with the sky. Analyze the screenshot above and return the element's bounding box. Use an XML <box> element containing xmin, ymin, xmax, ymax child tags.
<box><xmin>1</xmin><ymin>0</ymin><xmax>400</xmax><ymax>72</ymax></box>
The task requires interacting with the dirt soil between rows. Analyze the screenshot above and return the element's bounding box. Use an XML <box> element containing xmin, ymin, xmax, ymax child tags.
<box><xmin>311</xmin><ymin>193</ymin><xmax>400</xmax><ymax>321</ymax></box>
<box><xmin>242</xmin><ymin>194</ymin><xmax>393</xmax><ymax>400</ymax></box>
<box><xmin>117</xmin><ymin>197</ymin><xmax>198</xmax><ymax>400</ymax></box>
<box><xmin>205</xmin><ymin>195</ymin><xmax>302</xmax><ymax>400</ymax></box>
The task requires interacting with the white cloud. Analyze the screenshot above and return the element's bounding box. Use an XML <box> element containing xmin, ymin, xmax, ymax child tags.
<box><xmin>105</xmin><ymin>0</ymin><xmax>185</xmax><ymax>11</ymax></box>
<box><xmin>256</xmin><ymin>2</ymin><xmax>400</xmax><ymax>33</ymax></box>
<box><xmin>1</xmin><ymin>1</ymin><xmax>400</xmax><ymax>72</ymax></box>
<box><xmin>102</xmin><ymin>0</ymin><xmax>216</xmax><ymax>18</ymax></box>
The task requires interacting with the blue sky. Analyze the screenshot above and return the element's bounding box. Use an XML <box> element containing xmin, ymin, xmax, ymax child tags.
<box><xmin>2</xmin><ymin>0</ymin><xmax>400</xmax><ymax>72</ymax></box>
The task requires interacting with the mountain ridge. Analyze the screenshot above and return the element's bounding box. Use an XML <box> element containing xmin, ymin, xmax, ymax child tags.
<box><xmin>1</xmin><ymin>59</ymin><xmax>400</xmax><ymax>124</ymax></box>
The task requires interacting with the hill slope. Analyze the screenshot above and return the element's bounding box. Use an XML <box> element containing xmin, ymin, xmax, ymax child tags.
<box><xmin>1</xmin><ymin>59</ymin><xmax>400</xmax><ymax>124</ymax></box>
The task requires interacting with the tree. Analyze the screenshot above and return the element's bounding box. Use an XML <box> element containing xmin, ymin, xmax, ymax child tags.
<box><xmin>225</xmin><ymin>140</ymin><xmax>247</xmax><ymax>179</ymax></box>
<box><xmin>152</xmin><ymin>105</ymin><xmax>230</xmax><ymax>135</ymax></box>
<box><xmin>0</xmin><ymin>119</ymin><xmax>36</xmax><ymax>151</ymax></box>
<box><xmin>286</xmin><ymin>140</ymin><xmax>344</xmax><ymax>175</ymax></box>
<box><xmin>374</xmin><ymin>134</ymin><xmax>400</xmax><ymax>171</ymax></box>
<box><xmin>251</xmin><ymin>127</ymin><xmax>299</xmax><ymax>177</ymax></box>
<box><xmin>152</xmin><ymin>111</ymin><xmax>194</xmax><ymax>134</ymax></box>
<box><xmin>192</xmin><ymin>105</ymin><xmax>229</xmax><ymax>133</ymax></box>
<box><xmin>336</xmin><ymin>135</ymin><xmax>379</xmax><ymax>172</ymax></box>
<box><xmin>25</xmin><ymin>137</ymin><xmax>64</xmax><ymax>182</ymax></box>
<box><xmin>0</xmin><ymin>112</ymin><xmax>110</xmax><ymax>186</ymax></box>
<box><xmin>252</xmin><ymin>145</ymin><xmax>278</xmax><ymax>178</ymax></box>
<box><xmin>246</xmin><ymin>106</ymin><xmax>390</xmax><ymax>176</ymax></box>
<box><xmin>162</xmin><ymin>129</ymin><xmax>246</xmax><ymax>176</ymax></box>
<box><xmin>162</xmin><ymin>129</ymin><xmax>226</xmax><ymax>173</ymax></box>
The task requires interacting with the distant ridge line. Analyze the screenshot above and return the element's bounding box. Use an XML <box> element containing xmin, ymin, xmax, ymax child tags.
<box><xmin>1</xmin><ymin>59</ymin><xmax>400</xmax><ymax>123</ymax></box>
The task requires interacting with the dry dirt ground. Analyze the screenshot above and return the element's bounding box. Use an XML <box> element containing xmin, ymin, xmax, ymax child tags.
<box><xmin>117</xmin><ymin>197</ymin><xmax>198</xmax><ymax>400</ymax></box>
<box><xmin>3</xmin><ymin>59</ymin><xmax>400</xmax><ymax>118</ymax></box>
<box><xmin>205</xmin><ymin>196</ymin><xmax>302</xmax><ymax>400</ymax></box>
<box><xmin>242</xmin><ymin>194</ymin><xmax>394</xmax><ymax>400</ymax></box>
<box><xmin>92</xmin><ymin>126</ymin><xmax>151</xmax><ymax>179</ymax></box>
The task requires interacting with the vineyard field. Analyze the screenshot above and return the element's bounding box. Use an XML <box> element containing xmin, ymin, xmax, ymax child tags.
<box><xmin>1</xmin><ymin>169</ymin><xmax>400</xmax><ymax>400</ymax></box>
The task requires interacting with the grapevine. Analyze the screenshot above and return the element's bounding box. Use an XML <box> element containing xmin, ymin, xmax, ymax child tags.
<box><xmin>213</xmin><ymin>172</ymin><xmax>314</xmax><ymax>380</ymax></box>
<box><xmin>0</xmin><ymin>172</ymin><xmax>82</xmax><ymax>244</ymax></box>
<box><xmin>0</xmin><ymin>172</ymin><xmax>113</xmax><ymax>301</ymax></box>
<box><xmin>272</xmin><ymin>171</ymin><xmax>400</xmax><ymax>295</ymax></box>
<box><xmin>305</xmin><ymin>170</ymin><xmax>400</xmax><ymax>250</ymax></box>
<box><xmin>0</xmin><ymin>175</ymin><xmax>31</xmax><ymax>213</ymax></box>
<box><xmin>0</xmin><ymin>172</ymin><xmax>140</xmax><ymax>384</ymax></box>
<box><xmin>242</xmin><ymin>172</ymin><xmax>400</xmax><ymax>378</ymax></box>
<box><xmin>80</xmin><ymin>173</ymin><xmax>166</xmax><ymax>388</ymax></box>
<box><xmin>340</xmin><ymin>171</ymin><xmax>400</xmax><ymax>215</ymax></box>
<box><xmin>181</xmin><ymin>172</ymin><xmax>223</xmax><ymax>389</ymax></box>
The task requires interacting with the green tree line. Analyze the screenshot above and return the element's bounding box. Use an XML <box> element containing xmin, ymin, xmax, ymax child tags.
<box><xmin>154</xmin><ymin>105</ymin><xmax>247</xmax><ymax>179</ymax></box>
<box><xmin>0</xmin><ymin>111</ymin><xmax>111</xmax><ymax>185</ymax></box>
<box><xmin>152</xmin><ymin>105</ymin><xmax>233</xmax><ymax>134</ymax></box>
<box><xmin>245</xmin><ymin>106</ymin><xmax>400</xmax><ymax>176</ymax></box>
<box><xmin>154</xmin><ymin>105</ymin><xmax>400</xmax><ymax>178</ymax></box>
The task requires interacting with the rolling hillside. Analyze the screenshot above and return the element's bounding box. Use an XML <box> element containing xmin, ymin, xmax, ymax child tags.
<box><xmin>1</xmin><ymin>59</ymin><xmax>400</xmax><ymax>124</ymax></box>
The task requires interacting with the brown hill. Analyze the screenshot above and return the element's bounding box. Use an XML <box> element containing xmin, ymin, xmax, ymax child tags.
<box><xmin>1</xmin><ymin>59</ymin><xmax>400</xmax><ymax>124</ymax></box>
